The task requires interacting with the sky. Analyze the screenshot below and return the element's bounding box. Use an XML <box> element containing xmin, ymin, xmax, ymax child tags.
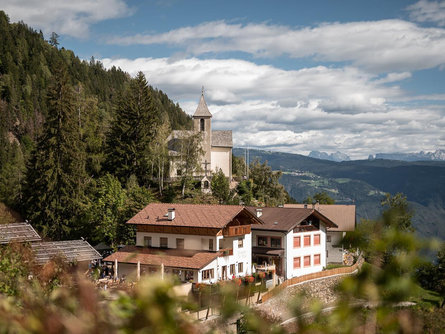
<box><xmin>1</xmin><ymin>0</ymin><xmax>445</xmax><ymax>159</ymax></box>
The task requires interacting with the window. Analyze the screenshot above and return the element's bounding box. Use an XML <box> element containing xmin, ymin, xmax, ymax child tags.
<box><xmin>202</xmin><ymin>269</ymin><xmax>214</xmax><ymax>280</ymax></box>
<box><xmin>144</xmin><ymin>236</ymin><xmax>152</xmax><ymax>247</ymax></box>
<box><xmin>238</xmin><ymin>238</ymin><xmax>244</xmax><ymax>248</ymax></box>
<box><xmin>304</xmin><ymin>255</ymin><xmax>311</xmax><ymax>267</ymax></box>
<box><xmin>185</xmin><ymin>270</ymin><xmax>194</xmax><ymax>281</ymax></box>
<box><xmin>200</xmin><ymin>118</ymin><xmax>205</xmax><ymax>131</ymax></box>
<box><xmin>230</xmin><ymin>264</ymin><xmax>235</xmax><ymax>275</ymax></box>
<box><xmin>271</xmin><ymin>237</ymin><xmax>281</xmax><ymax>248</ymax></box>
<box><xmin>209</xmin><ymin>239</ymin><xmax>214</xmax><ymax>251</ymax></box>
<box><xmin>314</xmin><ymin>234</ymin><xmax>321</xmax><ymax>245</ymax></box>
<box><xmin>238</xmin><ymin>262</ymin><xmax>243</xmax><ymax>273</ymax></box>
<box><xmin>314</xmin><ymin>254</ymin><xmax>321</xmax><ymax>265</ymax></box>
<box><xmin>176</xmin><ymin>169</ymin><xmax>182</xmax><ymax>176</ymax></box>
<box><xmin>304</xmin><ymin>235</ymin><xmax>311</xmax><ymax>247</ymax></box>
<box><xmin>293</xmin><ymin>257</ymin><xmax>301</xmax><ymax>269</ymax></box>
<box><xmin>258</xmin><ymin>236</ymin><xmax>268</xmax><ymax>247</ymax></box>
<box><xmin>293</xmin><ymin>236</ymin><xmax>301</xmax><ymax>248</ymax></box>
<box><xmin>176</xmin><ymin>238</ymin><xmax>184</xmax><ymax>249</ymax></box>
<box><xmin>160</xmin><ymin>237</ymin><xmax>168</xmax><ymax>248</ymax></box>
<box><xmin>326</xmin><ymin>235</ymin><xmax>331</xmax><ymax>242</ymax></box>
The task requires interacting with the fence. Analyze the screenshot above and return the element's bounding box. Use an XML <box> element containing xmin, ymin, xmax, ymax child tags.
<box><xmin>261</xmin><ymin>256</ymin><xmax>364</xmax><ymax>303</ymax></box>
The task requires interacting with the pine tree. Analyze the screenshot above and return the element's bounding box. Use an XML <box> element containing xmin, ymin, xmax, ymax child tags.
<box><xmin>25</xmin><ymin>64</ymin><xmax>87</xmax><ymax>240</ymax></box>
<box><xmin>211</xmin><ymin>168</ymin><xmax>230</xmax><ymax>204</ymax></box>
<box><xmin>106</xmin><ymin>72</ymin><xmax>160</xmax><ymax>186</ymax></box>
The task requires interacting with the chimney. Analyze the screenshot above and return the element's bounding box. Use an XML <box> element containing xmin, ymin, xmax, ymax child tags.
<box><xmin>256</xmin><ymin>208</ymin><xmax>262</xmax><ymax>218</ymax></box>
<box><xmin>168</xmin><ymin>208</ymin><xmax>175</xmax><ymax>221</ymax></box>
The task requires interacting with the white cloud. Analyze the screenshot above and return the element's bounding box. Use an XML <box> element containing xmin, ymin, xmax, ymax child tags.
<box><xmin>0</xmin><ymin>0</ymin><xmax>133</xmax><ymax>38</ymax></box>
<box><xmin>108</xmin><ymin>19</ymin><xmax>445</xmax><ymax>72</ymax></box>
<box><xmin>101</xmin><ymin>56</ymin><xmax>445</xmax><ymax>159</ymax></box>
<box><xmin>407</xmin><ymin>0</ymin><xmax>445</xmax><ymax>26</ymax></box>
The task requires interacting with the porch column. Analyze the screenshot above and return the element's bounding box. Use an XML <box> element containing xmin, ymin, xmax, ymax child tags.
<box><xmin>114</xmin><ymin>259</ymin><xmax>118</xmax><ymax>280</ymax></box>
<box><xmin>161</xmin><ymin>263</ymin><xmax>164</xmax><ymax>280</ymax></box>
<box><xmin>137</xmin><ymin>261</ymin><xmax>141</xmax><ymax>281</ymax></box>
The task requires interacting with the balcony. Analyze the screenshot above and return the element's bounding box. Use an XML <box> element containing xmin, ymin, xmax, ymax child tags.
<box><xmin>222</xmin><ymin>225</ymin><xmax>250</xmax><ymax>237</ymax></box>
<box><xmin>218</xmin><ymin>248</ymin><xmax>233</xmax><ymax>257</ymax></box>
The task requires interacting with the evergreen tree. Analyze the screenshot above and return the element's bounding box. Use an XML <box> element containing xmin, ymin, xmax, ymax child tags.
<box><xmin>25</xmin><ymin>64</ymin><xmax>87</xmax><ymax>240</ymax></box>
<box><xmin>211</xmin><ymin>168</ymin><xmax>230</xmax><ymax>204</ymax></box>
<box><xmin>106</xmin><ymin>72</ymin><xmax>160</xmax><ymax>186</ymax></box>
<box><xmin>249</xmin><ymin>159</ymin><xmax>287</xmax><ymax>206</ymax></box>
<box><xmin>304</xmin><ymin>191</ymin><xmax>335</xmax><ymax>204</ymax></box>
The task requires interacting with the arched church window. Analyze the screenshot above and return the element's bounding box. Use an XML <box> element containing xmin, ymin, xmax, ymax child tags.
<box><xmin>203</xmin><ymin>180</ymin><xmax>209</xmax><ymax>189</ymax></box>
<box><xmin>200</xmin><ymin>118</ymin><xmax>205</xmax><ymax>131</ymax></box>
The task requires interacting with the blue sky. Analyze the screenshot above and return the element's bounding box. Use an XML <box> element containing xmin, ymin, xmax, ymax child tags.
<box><xmin>2</xmin><ymin>0</ymin><xmax>445</xmax><ymax>159</ymax></box>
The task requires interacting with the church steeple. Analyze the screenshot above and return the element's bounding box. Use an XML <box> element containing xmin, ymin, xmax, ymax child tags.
<box><xmin>193</xmin><ymin>87</ymin><xmax>212</xmax><ymax>118</ymax></box>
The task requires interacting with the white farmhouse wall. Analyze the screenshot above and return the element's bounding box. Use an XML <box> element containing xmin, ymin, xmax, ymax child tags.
<box><xmin>136</xmin><ymin>232</ymin><xmax>216</xmax><ymax>251</ymax></box>
<box><xmin>287</xmin><ymin>225</ymin><xmax>327</xmax><ymax>279</ymax></box>
<box><xmin>326</xmin><ymin>231</ymin><xmax>344</xmax><ymax>263</ymax></box>
<box><xmin>211</xmin><ymin>147</ymin><xmax>231</xmax><ymax>177</ymax></box>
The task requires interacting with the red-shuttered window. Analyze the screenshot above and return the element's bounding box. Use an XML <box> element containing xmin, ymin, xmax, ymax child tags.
<box><xmin>304</xmin><ymin>255</ymin><xmax>311</xmax><ymax>267</ymax></box>
<box><xmin>314</xmin><ymin>234</ymin><xmax>321</xmax><ymax>245</ymax></box>
<box><xmin>304</xmin><ymin>235</ymin><xmax>311</xmax><ymax>247</ymax></box>
<box><xmin>293</xmin><ymin>257</ymin><xmax>301</xmax><ymax>269</ymax></box>
<box><xmin>293</xmin><ymin>236</ymin><xmax>301</xmax><ymax>248</ymax></box>
<box><xmin>314</xmin><ymin>254</ymin><xmax>321</xmax><ymax>265</ymax></box>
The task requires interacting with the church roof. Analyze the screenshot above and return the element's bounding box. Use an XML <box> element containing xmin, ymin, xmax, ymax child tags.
<box><xmin>193</xmin><ymin>93</ymin><xmax>212</xmax><ymax>118</ymax></box>
<box><xmin>212</xmin><ymin>130</ymin><xmax>233</xmax><ymax>147</ymax></box>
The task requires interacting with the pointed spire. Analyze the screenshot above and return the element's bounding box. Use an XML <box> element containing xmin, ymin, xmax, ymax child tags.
<box><xmin>193</xmin><ymin>87</ymin><xmax>212</xmax><ymax>117</ymax></box>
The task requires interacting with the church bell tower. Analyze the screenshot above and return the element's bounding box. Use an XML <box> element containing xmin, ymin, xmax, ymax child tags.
<box><xmin>193</xmin><ymin>88</ymin><xmax>212</xmax><ymax>172</ymax></box>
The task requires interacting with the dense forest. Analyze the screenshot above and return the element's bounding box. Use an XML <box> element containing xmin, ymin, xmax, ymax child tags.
<box><xmin>0</xmin><ymin>11</ymin><xmax>290</xmax><ymax>246</ymax></box>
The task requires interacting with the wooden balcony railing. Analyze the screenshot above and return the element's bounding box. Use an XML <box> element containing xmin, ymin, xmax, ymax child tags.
<box><xmin>222</xmin><ymin>225</ymin><xmax>251</xmax><ymax>237</ymax></box>
<box><xmin>218</xmin><ymin>248</ymin><xmax>233</xmax><ymax>257</ymax></box>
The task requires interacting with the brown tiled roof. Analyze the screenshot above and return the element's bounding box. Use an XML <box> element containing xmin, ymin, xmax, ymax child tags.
<box><xmin>193</xmin><ymin>93</ymin><xmax>212</xmax><ymax>117</ymax></box>
<box><xmin>212</xmin><ymin>130</ymin><xmax>232</xmax><ymax>147</ymax></box>
<box><xmin>0</xmin><ymin>223</ymin><xmax>41</xmax><ymax>244</ymax></box>
<box><xmin>104</xmin><ymin>246</ymin><xmax>218</xmax><ymax>270</ymax></box>
<box><xmin>248</xmin><ymin>207</ymin><xmax>337</xmax><ymax>232</ymax></box>
<box><xmin>128</xmin><ymin>203</ymin><xmax>259</xmax><ymax>229</ymax></box>
<box><xmin>284</xmin><ymin>204</ymin><xmax>356</xmax><ymax>231</ymax></box>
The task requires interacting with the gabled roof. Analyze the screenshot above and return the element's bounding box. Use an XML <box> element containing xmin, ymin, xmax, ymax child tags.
<box><xmin>212</xmin><ymin>130</ymin><xmax>233</xmax><ymax>147</ymax></box>
<box><xmin>0</xmin><ymin>223</ymin><xmax>41</xmax><ymax>244</ymax></box>
<box><xmin>193</xmin><ymin>93</ymin><xmax>212</xmax><ymax>117</ymax></box>
<box><xmin>127</xmin><ymin>203</ymin><xmax>261</xmax><ymax>229</ymax></box>
<box><xmin>284</xmin><ymin>204</ymin><xmax>356</xmax><ymax>231</ymax></box>
<box><xmin>104</xmin><ymin>245</ymin><xmax>218</xmax><ymax>270</ymax></box>
<box><xmin>31</xmin><ymin>240</ymin><xmax>102</xmax><ymax>265</ymax></box>
<box><xmin>247</xmin><ymin>207</ymin><xmax>337</xmax><ymax>232</ymax></box>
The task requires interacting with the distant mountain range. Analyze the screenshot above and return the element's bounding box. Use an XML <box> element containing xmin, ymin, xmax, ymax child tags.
<box><xmin>308</xmin><ymin>149</ymin><xmax>445</xmax><ymax>162</ymax></box>
<box><xmin>308</xmin><ymin>151</ymin><xmax>350</xmax><ymax>162</ymax></box>
<box><xmin>369</xmin><ymin>150</ymin><xmax>445</xmax><ymax>162</ymax></box>
<box><xmin>234</xmin><ymin>148</ymin><xmax>445</xmax><ymax>241</ymax></box>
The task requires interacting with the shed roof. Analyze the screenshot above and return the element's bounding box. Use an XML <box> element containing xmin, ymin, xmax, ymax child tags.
<box><xmin>104</xmin><ymin>246</ymin><xmax>218</xmax><ymax>270</ymax></box>
<box><xmin>0</xmin><ymin>223</ymin><xmax>41</xmax><ymax>244</ymax></box>
<box><xmin>247</xmin><ymin>207</ymin><xmax>337</xmax><ymax>232</ymax></box>
<box><xmin>31</xmin><ymin>240</ymin><xmax>102</xmax><ymax>265</ymax></box>
<box><xmin>127</xmin><ymin>203</ymin><xmax>261</xmax><ymax>229</ymax></box>
<box><xmin>212</xmin><ymin>130</ymin><xmax>233</xmax><ymax>147</ymax></box>
<box><xmin>284</xmin><ymin>204</ymin><xmax>356</xmax><ymax>231</ymax></box>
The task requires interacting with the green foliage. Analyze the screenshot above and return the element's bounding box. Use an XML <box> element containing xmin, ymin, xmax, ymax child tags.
<box><xmin>381</xmin><ymin>192</ymin><xmax>414</xmax><ymax>232</ymax></box>
<box><xmin>237</xmin><ymin>180</ymin><xmax>253</xmax><ymax>206</ymax></box>
<box><xmin>106</xmin><ymin>72</ymin><xmax>160</xmax><ymax>186</ymax></box>
<box><xmin>211</xmin><ymin>168</ymin><xmax>230</xmax><ymax>204</ymax></box>
<box><xmin>249</xmin><ymin>159</ymin><xmax>287</xmax><ymax>206</ymax></box>
<box><xmin>0</xmin><ymin>243</ymin><xmax>33</xmax><ymax>296</ymax></box>
<box><xmin>304</xmin><ymin>191</ymin><xmax>335</xmax><ymax>204</ymax></box>
<box><xmin>232</xmin><ymin>154</ymin><xmax>247</xmax><ymax>182</ymax></box>
<box><xmin>24</xmin><ymin>64</ymin><xmax>88</xmax><ymax>240</ymax></box>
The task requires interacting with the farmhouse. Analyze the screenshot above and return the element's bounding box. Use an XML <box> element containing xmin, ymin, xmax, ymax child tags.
<box><xmin>284</xmin><ymin>204</ymin><xmax>356</xmax><ymax>264</ymax></box>
<box><xmin>248</xmin><ymin>207</ymin><xmax>337</xmax><ymax>280</ymax></box>
<box><xmin>104</xmin><ymin>203</ymin><xmax>262</xmax><ymax>283</ymax></box>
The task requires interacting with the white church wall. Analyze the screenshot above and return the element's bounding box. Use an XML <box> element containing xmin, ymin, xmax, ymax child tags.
<box><xmin>211</xmin><ymin>147</ymin><xmax>231</xmax><ymax>177</ymax></box>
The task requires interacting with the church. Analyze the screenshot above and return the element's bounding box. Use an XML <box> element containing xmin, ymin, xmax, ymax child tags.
<box><xmin>167</xmin><ymin>90</ymin><xmax>233</xmax><ymax>189</ymax></box>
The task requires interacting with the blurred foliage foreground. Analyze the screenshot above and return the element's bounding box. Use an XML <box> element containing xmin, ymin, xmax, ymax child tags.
<box><xmin>1</xmin><ymin>205</ymin><xmax>444</xmax><ymax>333</ymax></box>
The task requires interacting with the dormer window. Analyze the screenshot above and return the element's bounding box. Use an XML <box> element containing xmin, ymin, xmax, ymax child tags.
<box><xmin>200</xmin><ymin>118</ymin><xmax>205</xmax><ymax>131</ymax></box>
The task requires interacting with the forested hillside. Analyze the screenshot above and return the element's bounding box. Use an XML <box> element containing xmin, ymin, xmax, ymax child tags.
<box><xmin>234</xmin><ymin>148</ymin><xmax>445</xmax><ymax>240</ymax></box>
<box><xmin>0</xmin><ymin>11</ymin><xmax>192</xmax><ymax>242</ymax></box>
